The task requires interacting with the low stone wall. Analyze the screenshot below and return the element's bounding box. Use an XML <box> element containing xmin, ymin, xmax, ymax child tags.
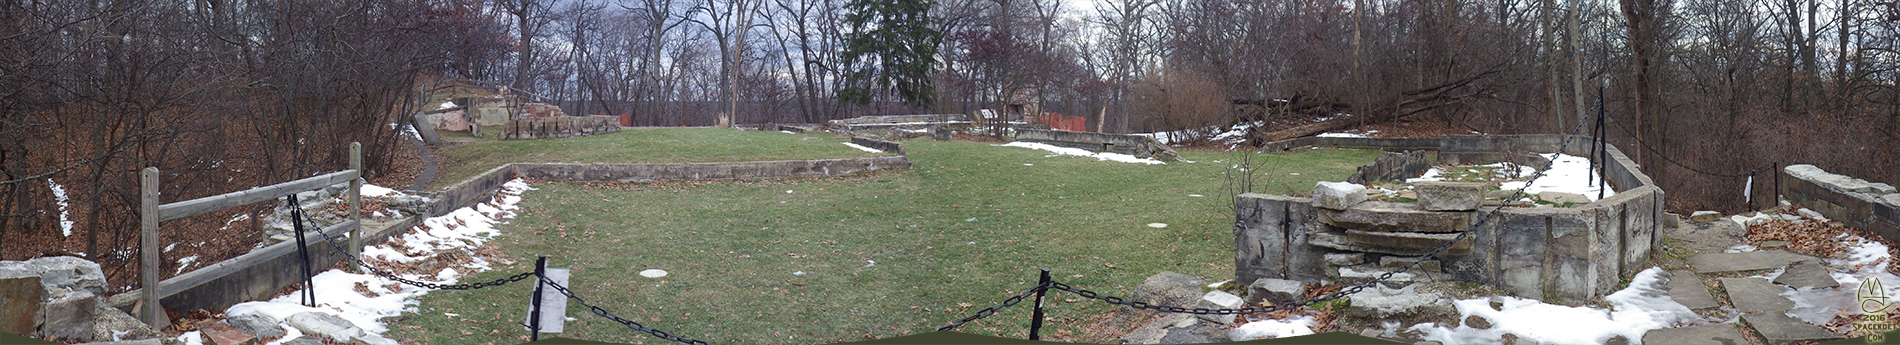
<box><xmin>827</xmin><ymin>114</ymin><xmax>972</xmax><ymax>132</ymax></box>
<box><xmin>1014</xmin><ymin>129</ymin><xmax>1180</xmax><ymax>161</ymax></box>
<box><xmin>1236</xmin><ymin>134</ymin><xmax>1662</xmax><ymax>304</ymax></box>
<box><xmin>1346</xmin><ymin>151</ymin><xmax>1432</xmax><ymax>184</ymax></box>
<box><xmin>850</xmin><ymin>137</ymin><xmax>904</xmax><ymax>154</ymax></box>
<box><xmin>1781</xmin><ymin>164</ymin><xmax>1900</xmax><ymax>241</ymax></box>
<box><xmin>500</xmin><ymin>115</ymin><xmax>621</xmax><ymax>140</ymax></box>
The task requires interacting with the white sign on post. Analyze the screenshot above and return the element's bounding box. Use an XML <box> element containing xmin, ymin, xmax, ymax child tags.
<box><xmin>524</xmin><ymin>268</ymin><xmax>570</xmax><ymax>333</ymax></box>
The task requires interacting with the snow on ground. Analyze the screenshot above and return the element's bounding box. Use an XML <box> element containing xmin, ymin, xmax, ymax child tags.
<box><xmin>1408</xmin><ymin>153</ymin><xmax>1614</xmax><ymax>201</ymax></box>
<box><xmin>1229</xmin><ymin>315</ymin><xmax>1317</xmax><ymax>340</ymax></box>
<box><xmin>222</xmin><ymin>179</ymin><xmax>533</xmax><ymax>343</ymax></box>
<box><xmin>842</xmin><ymin>142</ymin><xmax>884</xmax><ymax>153</ymax></box>
<box><xmin>360</xmin><ymin>184</ymin><xmax>399</xmax><ymax>197</ymax></box>
<box><xmin>49</xmin><ymin>179</ymin><xmax>72</xmax><ymax>237</ymax></box>
<box><xmin>435</xmin><ymin>101</ymin><xmax>456</xmax><ymax>110</ymax></box>
<box><xmin>1412</xmin><ymin>268</ymin><xmax>1696</xmax><ymax>345</ymax></box>
<box><xmin>1317</xmin><ymin>130</ymin><xmax>1379</xmax><ymax>138</ymax></box>
<box><xmin>1782</xmin><ymin>233</ymin><xmax>1900</xmax><ymax>324</ymax></box>
<box><xmin>998</xmin><ymin>142</ymin><xmax>1165</xmax><ymax>165</ymax></box>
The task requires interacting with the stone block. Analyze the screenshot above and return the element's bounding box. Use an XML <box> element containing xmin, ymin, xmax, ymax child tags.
<box><xmin>1541</xmin><ymin>208</ymin><xmax>1598</xmax><ymax>302</ymax></box>
<box><xmin>1624</xmin><ymin>190</ymin><xmax>1659</xmax><ymax>277</ymax></box>
<box><xmin>1345</xmin><ymin>230</ymin><xmax>1470</xmax><ymax>254</ymax></box>
<box><xmin>1345</xmin><ymin>284</ymin><xmax>1444</xmax><ymax>318</ymax></box>
<box><xmin>1689</xmin><ymin>211</ymin><xmax>1722</xmax><ymax>222</ymax></box>
<box><xmin>1132</xmin><ymin>272</ymin><xmax>1212</xmax><ymax>308</ymax></box>
<box><xmin>1323</xmin><ymin>253</ymin><xmax>1366</xmax><ymax>266</ymax></box>
<box><xmin>1244</xmin><ymin>278</ymin><xmax>1305</xmax><ymax>306</ymax></box>
<box><xmin>1485</xmin><ymin>189</ymin><xmax>1525</xmax><ymax>200</ymax></box>
<box><xmin>286</xmin><ymin>312</ymin><xmax>364</xmax><ymax>343</ymax></box>
<box><xmin>1536</xmin><ymin>192</ymin><xmax>1592</xmax><ymax>205</ymax></box>
<box><xmin>1313</xmin><ymin>181</ymin><xmax>1368</xmax><ymax>210</ymax></box>
<box><xmin>0</xmin><ymin>276</ymin><xmax>40</xmax><ymax>336</ymax></box>
<box><xmin>1664</xmin><ymin>270</ymin><xmax>1719</xmax><ymax>310</ymax></box>
<box><xmin>1235</xmin><ymin>194</ymin><xmax>1304</xmax><ymax>285</ymax></box>
<box><xmin>1593</xmin><ymin>204</ymin><xmax>1623</xmax><ymax>297</ymax></box>
<box><xmin>1742</xmin><ymin>312</ymin><xmax>1844</xmax><ymax>344</ymax></box>
<box><xmin>72</xmin><ymin>340</ymin><xmax>163</xmax><ymax>345</ymax></box>
<box><xmin>1722</xmin><ymin>278</ymin><xmax>1794</xmax><ymax>313</ymax></box>
<box><xmin>1415</xmin><ymin>182</ymin><xmax>1486</xmax><ymax>211</ymax></box>
<box><xmin>42</xmin><ymin>290</ymin><xmax>96</xmax><ymax>341</ymax></box>
<box><xmin>1318</xmin><ymin>201</ymin><xmax>1474</xmax><ymax>233</ymax></box>
<box><xmin>196</xmin><ymin>320</ymin><xmax>256</xmax><ymax>345</ymax></box>
<box><xmin>92</xmin><ymin>303</ymin><xmax>160</xmax><ymax>341</ymax></box>
<box><xmin>1379</xmin><ymin>256</ymin><xmax>1442</xmax><ymax>272</ymax></box>
<box><xmin>0</xmin><ymin>256</ymin><xmax>107</xmax><ymax>297</ymax></box>
<box><xmin>1309</xmin><ymin>230</ymin><xmax>1435</xmax><ymax>256</ymax></box>
<box><xmin>1661</xmin><ymin>212</ymin><xmax>1681</xmax><ymax>229</ymax></box>
<box><xmin>1284</xmin><ymin>204</ymin><xmax>1326</xmax><ymax>283</ymax></box>
<box><xmin>1641</xmin><ymin>324</ymin><xmax>1747</xmax><ymax>345</ymax></box>
<box><xmin>1773</xmin><ymin>260</ymin><xmax>1840</xmax><ymax>289</ymax></box>
<box><xmin>352</xmin><ymin>333</ymin><xmax>400</xmax><ymax>345</ymax></box>
<box><xmin>1690</xmin><ymin>250</ymin><xmax>1818</xmax><ymax>274</ymax></box>
<box><xmin>1192</xmin><ymin>291</ymin><xmax>1244</xmax><ymax>324</ymax></box>
<box><xmin>1494</xmin><ymin>211</ymin><xmax>1548</xmax><ymax>300</ymax></box>
<box><xmin>225</xmin><ymin>314</ymin><xmax>285</xmax><ymax>339</ymax></box>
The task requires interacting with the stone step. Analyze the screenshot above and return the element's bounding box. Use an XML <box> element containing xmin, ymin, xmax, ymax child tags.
<box><xmin>1720</xmin><ymin>277</ymin><xmax>1795</xmax><ymax>313</ymax></box>
<box><xmin>1772</xmin><ymin>260</ymin><xmax>1841</xmax><ymax>289</ymax></box>
<box><xmin>1688</xmin><ymin>250</ymin><xmax>1819</xmax><ymax>274</ymax></box>
<box><xmin>1641</xmin><ymin>324</ymin><xmax>1748</xmax><ymax>345</ymax></box>
<box><xmin>1742</xmin><ymin>312</ymin><xmax>1845</xmax><ymax>344</ymax></box>
<box><xmin>1664</xmin><ymin>269</ymin><xmax>1719</xmax><ymax>310</ymax></box>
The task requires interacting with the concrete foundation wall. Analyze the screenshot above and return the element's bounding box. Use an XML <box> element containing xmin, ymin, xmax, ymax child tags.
<box><xmin>1346</xmin><ymin>151</ymin><xmax>1433</xmax><ymax>184</ymax></box>
<box><xmin>1014</xmin><ymin>129</ymin><xmax>1179</xmax><ymax>161</ymax></box>
<box><xmin>513</xmin><ymin>157</ymin><xmax>911</xmax><ymax>182</ymax></box>
<box><xmin>1237</xmin><ymin>135</ymin><xmax>1661</xmax><ymax>304</ymax></box>
<box><xmin>850</xmin><ymin>137</ymin><xmax>905</xmax><ymax>154</ymax></box>
<box><xmin>1781</xmin><ymin>165</ymin><xmax>1900</xmax><ymax>241</ymax></box>
<box><xmin>500</xmin><ymin>116</ymin><xmax>621</xmax><ymax>140</ymax></box>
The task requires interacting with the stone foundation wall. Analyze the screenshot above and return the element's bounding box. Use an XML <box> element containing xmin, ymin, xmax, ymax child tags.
<box><xmin>1236</xmin><ymin>135</ymin><xmax>1662</xmax><ymax>304</ymax></box>
<box><xmin>499</xmin><ymin>115</ymin><xmax>621</xmax><ymax>139</ymax></box>
<box><xmin>1780</xmin><ymin>164</ymin><xmax>1900</xmax><ymax>241</ymax></box>
<box><xmin>1013</xmin><ymin>129</ymin><xmax>1180</xmax><ymax>161</ymax></box>
<box><xmin>1346</xmin><ymin>151</ymin><xmax>1433</xmax><ymax>184</ymax></box>
<box><xmin>850</xmin><ymin>137</ymin><xmax>905</xmax><ymax>154</ymax></box>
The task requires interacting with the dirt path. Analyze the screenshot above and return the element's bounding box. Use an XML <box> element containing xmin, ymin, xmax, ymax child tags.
<box><xmin>406</xmin><ymin>136</ymin><xmax>439</xmax><ymax>191</ymax></box>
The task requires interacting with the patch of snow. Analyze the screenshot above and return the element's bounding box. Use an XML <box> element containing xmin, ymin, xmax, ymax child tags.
<box><xmin>842</xmin><ymin>142</ymin><xmax>884</xmax><ymax>153</ymax></box>
<box><xmin>640</xmin><ymin>269</ymin><xmax>668</xmax><ymax>278</ymax></box>
<box><xmin>1317</xmin><ymin>132</ymin><xmax>1369</xmax><ymax>138</ymax></box>
<box><xmin>1230</xmin><ymin>315</ymin><xmax>1316</xmax><ymax>340</ymax></box>
<box><xmin>1188</xmin><ymin>194</ymin><xmax>1204</xmax><ymax>197</ymax></box>
<box><xmin>1147</xmin><ymin>223</ymin><xmax>1168</xmax><ymax>228</ymax></box>
<box><xmin>997</xmin><ymin>142</ymin><xmax>1165</xmax><ymax>165</ymax></box>
<box><xmin>1412</xmin><ymin>267</ymin><xmax>1694</xmax><ymax>345</ymax></box>
<box><xmin>177</xmin><ymin>330</ymin><xmax>202</xmax><ymax>345</ymax></box>
<box><xmin>779</xmin><ymin>130</ymin><xmax>797</xmax><ymax>134</ymax></box>
<box><xmin>1207</xmin><ymin>280</ymin><xmax>1232</xmax><ymax>288</ymax></box>
<box><xmin>793</xmin><ymin>271</ymin><xmax>806</xmax><ymax>276</ymax></box>
<box><xmin>359</xmin><ymin>184</ymin><xmax>398</xmax><ymax>197</ymax></box>
<box><xmin>436</xmin><ymin>101</ymin><xmax>456</xmax><ymax>110</ymax></box>
<box><xmin>175</xmin><ymin>256</ymin><xmax>198</xmax><ymax>274</ymax></box>
<box><xmin>49</xmin><ymin>179</ymin><xmax>72</xmax><ymax>237</ymax></box>
<box><xmin>1409</xmin><ymin>153</ymin><xmax>1614</xmax><ymax>201</ymax></box>
<box><xmin>1731</xmin><ymin>213</ymin><xmax>1774</xmax><ymax>226</ymax></box>
<box><xmin>1725</xmin><ymin>244</ymin><xmax>1758</xmax><ymax>253</ymax></box>
<box><xmin>225</xmin><ymin>179</ymin><xmax>533</xmax><ymax>336</ymax></box>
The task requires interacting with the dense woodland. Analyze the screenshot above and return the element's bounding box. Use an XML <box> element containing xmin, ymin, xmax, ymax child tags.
<box><xmin>2</xmin><ymin>0</ymin><xmax>1899</xmax><ymax>284</ymax></box>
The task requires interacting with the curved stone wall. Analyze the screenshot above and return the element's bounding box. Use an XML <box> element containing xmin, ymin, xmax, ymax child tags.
<box><xmin>1236</xmin><ymin>135</ymin><xmax>1663</xmax><ymax>304</ymax></box>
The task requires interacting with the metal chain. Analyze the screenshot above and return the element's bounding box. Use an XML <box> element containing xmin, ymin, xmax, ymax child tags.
<box><xmin>537</xmin><ymin>275</ymin><xmax>715</xmax><ymax>345</ymax></box>
<box><xmin>937</xmin><ymin>283</ymin><xmax>1049</xmax><ymax>331</ymax></box>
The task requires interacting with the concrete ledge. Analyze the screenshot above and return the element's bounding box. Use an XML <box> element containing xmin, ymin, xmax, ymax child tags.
<box><xmin>500</xmin><ymin>116</ymin><xmax>621</xmax><ymax>140</ymax></box>
<box><xmin>109</xmin><ymin>216</ymin><xmax>422</xmax><ymax>315</ymax></box>
<box><xmin>1014</xmin><ymin>129</ymin><xmax>1179</xmax><ymax>161</ymax></box>
<box><xmin>850</xmin><ymin>137</ymin><xmax>905</xmax><ymax>154</ymax></box>
<box><xmin>1782</xmin><ymin>165</ymin><xmax>1900</xmax><ymax>242</ymax></box>
<box><xmin>513</xmin><ymin>156</ymin><xmax>911</xmax><ymax>182</ymax></box>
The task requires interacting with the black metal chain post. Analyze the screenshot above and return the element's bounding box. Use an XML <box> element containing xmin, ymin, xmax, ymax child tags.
<box><xmin>288</xmin><ymin>195</ymin><xmax>315</xmax><ymax>307</ymax></box>
<box><xmin>1028</xmin><ymin>269</ymin><xmax>1050</xmax><ymax>341</ymax></box>
<box><xmin>1596</xmin><ymin>84</ymin><xmax>1608</xmax><ymax>201</ymax></box>
<box><xmin>1774</xmin><ymin>161</ymin><xmax>1782</xmax><ymax>207</ymax></box>
<box><xmin>530</xmin><ymin>255</ymin><xmax>548</xmax><ymax>341</ymax></box>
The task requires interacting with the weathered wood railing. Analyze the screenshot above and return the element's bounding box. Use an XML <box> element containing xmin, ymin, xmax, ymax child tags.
<box><xmin>136</xmin><ymin>143</ymin><xmax>364</xmax><ymax>327</ymax></box>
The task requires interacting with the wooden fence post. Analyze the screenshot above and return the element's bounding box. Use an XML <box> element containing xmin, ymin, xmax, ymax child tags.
<box><xmin>140</xmin><ymin>167</ymin><xmax>164</xmax><ymax>328</ymax></box>
<box><xmin>349</xmin><ymin>142</ymin><xmax>363</xmax><ymax>273</ymax></box>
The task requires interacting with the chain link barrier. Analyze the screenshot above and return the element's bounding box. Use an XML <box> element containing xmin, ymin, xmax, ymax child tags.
<box><xmin>537</xmin><ymin>275</ymin><xmax>715</xmax><ymax>345</ymax></box>
<box><xmin>936</xmin><ymin>283</ymin><xmax>1050</xmax><ymax>331</ymax></box>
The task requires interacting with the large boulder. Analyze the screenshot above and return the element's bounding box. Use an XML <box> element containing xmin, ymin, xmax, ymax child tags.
<box><xmin>92</xmin><ymin>303</ymin><xmax>162</xmax><ymax>342</ymax></box>
<box><xmin>1312</xmin><ymin>182</ymin><xmax>1368</xmax><ymax>210</ymax></box>
<box><xmin>1192</xmin><ymin>291</ymin><xmax>1245</xmax><ymax>324</ymax></box>
<box><xmin>1346</xmin><ymin>284</ymin><xmax>1446</xmax><ymax>318</ymax></box>
<box><xmin>42</xmin><ymin>290</ymin><xmax>96</xmax><ymax>341</ymax></box>
<box><xmin>0</xmin><ymin>256</ymin><xmax>108</xmax><ymax>296</ymax></box>
<box><xmin>286</xmin><ymin>312</ymin><xmax>364</xmax><ymax>343</ymax></box>
<box><xmin>1244</xmin><ymin>278</ymin><xmax>1305</xmax><ymax>306</ymax></box>
<box><xmin>1415</xmin><ymin>182</ymin><xmax>1486</xmax><ymax>211</ymax></box>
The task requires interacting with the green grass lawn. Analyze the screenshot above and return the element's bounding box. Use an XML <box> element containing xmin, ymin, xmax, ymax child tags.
<box><xmin>431</xmin><ymin>128</ymin><xmax>887</xmax><ymax>189</ymax></box>
<box><xmin>386</xmin><ymin>136</ymin><xmax>1381</xmax><ymax>345</ymax></box>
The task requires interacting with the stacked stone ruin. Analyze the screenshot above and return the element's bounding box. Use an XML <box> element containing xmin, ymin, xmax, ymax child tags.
<box><xmin>1305</xmin><ymin>181</ymin><xmax>1488</xmax><ymax>287</ymax></box>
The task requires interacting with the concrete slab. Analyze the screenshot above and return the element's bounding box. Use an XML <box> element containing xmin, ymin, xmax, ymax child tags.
<box><xmin>1773</xmin><ymin>260</ymin><xmax>1841</xmax><ymax>289</ymax></box>
<box><xmin>1690</xmin><ymin>250</ymin><xmax>1818</xmax><ymax>274</ymax></box>
<box><xmin>1721</xmin><ymin>278</ymin><xmax>1794</xmax><ymax>313</ymax></box>
<box><xmin>1664</xmin><ymin>270</ymin><xmax>1719</xmax><ymax>310</ymax></box>
<box><xmin>1742</xmin><ymin>312</ymin><xmax>1844</xmax><ymax>344</ymax></box>
<box><xmin>1640</xmin><ymin>324</ymin><xmax>1748</xmax><ymax>345</ymax></box>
